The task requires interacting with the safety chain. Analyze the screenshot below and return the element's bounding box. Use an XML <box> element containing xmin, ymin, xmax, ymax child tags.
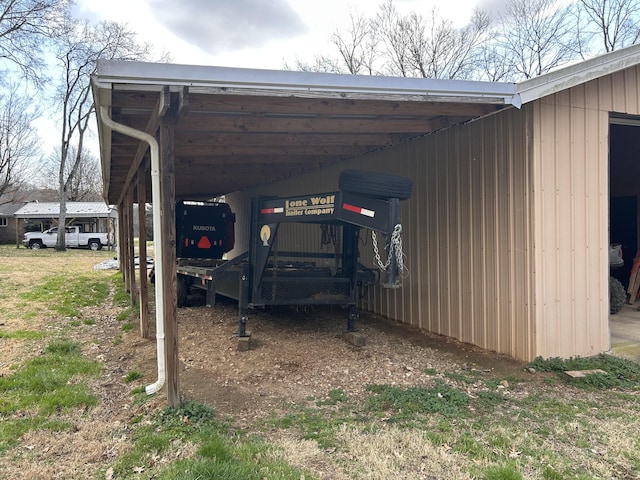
<box><xmin>371</xmin><ymin>224</ymin><xmax>405</xmax><ymax>273</ymax></box>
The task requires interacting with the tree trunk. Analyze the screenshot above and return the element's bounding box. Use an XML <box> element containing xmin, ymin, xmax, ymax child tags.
<box><xmin>56</xmin><ymin>184</ymin><xmax>67</xmax><ymax>251</ymax></box>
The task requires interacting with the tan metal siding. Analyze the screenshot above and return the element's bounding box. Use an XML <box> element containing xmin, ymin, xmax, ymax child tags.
<box><xmin>531</xmin><ymin>65</ymin><xmax>640</xmax><ymax>359</ymax></box>
<box><xmin>225</xmin><ymin>66</ymin><xmax>640</xmax><ymax>361</ymax></box>
<box><xmin>228</xmin><ymin>106</ymin><xmax>536</xmax><ymax>360</ymax></box>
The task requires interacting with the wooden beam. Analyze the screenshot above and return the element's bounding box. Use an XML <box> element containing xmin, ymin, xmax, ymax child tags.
<box><xmin>183</xmin><ymin>93</ymin><xmax>498</xmax><ymax>117</ymax></box>
<box><xmin>174</xmin><ymin>131</ymin><xmax>401</xmax><ymax>147</ymax></box>
<box><xmin>126</xmin><ymin>188</ymin><xmax>137</xmax><ymax>304</ymax></box>
<box><xmin>180</xmin><ymin>144</ymin><xmax>372</xmax><ymax>157</ymax></box>
<box><xmin>117</xmin><ymin>202</ymin><xmax>126</xmax><ymax>283</ymax></box>
<box><xmin>175</xmin><ymin>115</ymin><xmax>444</xmax><ymax>134</ymax></box>
<box><xmin>177</xmin><ymin>86</ymin><xmax>189</xmax><ymax>118</ymax></box>
<box><xmin>160</xmin><ymin>112</ymin><xmax>179</xmax><ymax>407</ymax></box>
<box><xmin>111</xmin><ymin>90</ymin><xmax>499</xmax><ymax>117</ymax></box>
<box><xmin>120</xmin><ymin>200</ymin><xmax>131</xmax><ymax>292</ymax></box>
<box><xmin>137</xmin><ymin>164</ymin><xmax>150</xmax><ymax>339</ymax></box>
<box><xmin>116</xmin><ymin>86</ymin><xmax>171</xmax><ymax>206</ymax></box>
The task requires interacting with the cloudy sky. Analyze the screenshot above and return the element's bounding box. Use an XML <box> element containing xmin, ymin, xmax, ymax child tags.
<box><xmin>74</xmin><ymin>0</ymin><xmax>492</xmax><ymax>70</ymax></box>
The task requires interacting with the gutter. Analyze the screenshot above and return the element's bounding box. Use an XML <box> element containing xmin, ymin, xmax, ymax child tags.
<box><xmin>98</xmin><ymin>106</ymin><xmax>166</xmax><ymax>396</ymax></box>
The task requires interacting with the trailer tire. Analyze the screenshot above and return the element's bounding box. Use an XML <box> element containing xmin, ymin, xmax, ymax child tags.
<box><xmin>339</xmin><ymin>169</ymin><xmax>412</xmax><ymax>200</ymax></box>
<box><xmin>610</xmin><ymin>276</ymin><xmax>626</xmax><ymax>314</ymax></box>
<box><xmin>29</xmin><ymin>240</ymin><xmax>43</xmax><ymax>250</ymax></box>
<box><xmin>177</xmin><ymin>275</ymin><xmax>189</xmax><ymax>307</ymax></box>
<box><xmin>88</xmin><ymin>239</ymin><xmax>102</xmax><ymax>251</ymax></box>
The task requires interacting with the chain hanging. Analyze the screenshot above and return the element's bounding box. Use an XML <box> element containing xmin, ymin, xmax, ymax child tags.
<box><xmin>371</xmin><ymin>224</ymin><xmax>405</xmax><ymax>274</ymax></box>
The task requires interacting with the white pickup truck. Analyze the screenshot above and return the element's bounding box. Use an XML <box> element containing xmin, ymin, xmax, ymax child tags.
<box><xmin>23</xmin><ymin>226</ymin><xmax>110</xmax><ymax>251</ymax></box>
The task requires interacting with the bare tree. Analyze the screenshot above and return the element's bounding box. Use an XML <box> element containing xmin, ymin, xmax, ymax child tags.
<box><xmin>0</xmin><ymin>84</ymin><xmax>40</xmax><ymax>203</ymax></box>
<box><xmin>283</xmin><ymin>54</ymin><xmax>345</xmax><ymax>74</ymax></box>
<box><xmin>331</xmin><ymin>8</ymin><xmax>380</xmax><ymax>75</ymax></box>
<box><xmin>373</xmin><ymin>0</ymin><xmax>412</xmax><ymax>77</ymax></box>
<box><xmin>0</xmin><ymin>0</ymin><xmax>69</xmax><ymax>84</ymax></box>
<box><xmin>397</xmin><ymin>7</ymin><xmax>490</xmax><ymax>79</ymax></box>
<box><xmin>578</xmin><ymin>0</ymin><xmax>640</xmax><ymax>53</ymax></box>
<box><xmin>492</xmin><ymin>0</ymin><xmax>579</xmax><ymax>80</ymax></box>
<box><xmin>38</xmin><ymin>146</ymin><xmax>102</xmax><ymax>202</ymax></box>
<box><xmin>52</xmin><ymin>17</ymin><xmax>152</xmax><ymax>250</ymax></box>
<box><xmin>314</xmin><ymin>1</ymin><xmax>491</xmax><ymax>80</ymax></box>
<box><xmin>65</xmin><ymin>150</ymin><xmax>102</xmax><ymax>201</ymax></box>
<box><xmin>476</xmin><ymin>39</ymin><xmax>512</xmax><ymax>82</ymax></box>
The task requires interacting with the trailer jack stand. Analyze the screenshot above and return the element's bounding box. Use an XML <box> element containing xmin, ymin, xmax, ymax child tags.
<box><xmin>236</xmin><ymin>265</ymin><xmax>252</xmax><ymax>351</ymax></box>
<box><xmin>342</xmin><ymin>305</ymin><xmax>366</xmax><ymax>346</ymax></box>
<box><xmin>347</xmin><ymin>305</ymin><xmax>357</xmax><ymax>331</ymax></box>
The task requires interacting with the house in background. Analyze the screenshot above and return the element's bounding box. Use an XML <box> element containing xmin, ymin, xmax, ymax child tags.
<box><xmin>13</xmin><ymin>202</ymin><xmax>117</xmax><ymax>247</ymax></box>
<box><xmin>0</xmin><ymin>203</ymin><xmax>26</xmax><ymax>245</ymax></box>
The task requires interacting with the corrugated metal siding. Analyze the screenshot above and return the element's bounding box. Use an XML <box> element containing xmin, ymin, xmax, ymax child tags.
<box><xmin>531</xmin><ymin>65</ymin><xmax>640</xmax><ymax>359</ymax></box>
<box><xmin>228</xmin><ymin>106</ymin><xmax>536</xmax><ymax>360</ymax></box>
<box><xmin>226</xmin><ymin>66</ymin><xmax>640</xmax><ymax>361</ymax></box>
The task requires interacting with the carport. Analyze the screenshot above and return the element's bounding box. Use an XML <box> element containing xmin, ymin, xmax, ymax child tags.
<box><xmin>92</xmin><ymin>44</ymin><xmax>640</xmax><ymax>406</ymax></box>
<box><xmin>91</xmin><ymin>61</ymin><xmax>519</xmax><ymax>405</ymax></box>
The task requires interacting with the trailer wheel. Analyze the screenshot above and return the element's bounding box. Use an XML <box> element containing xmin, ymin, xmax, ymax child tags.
<box><xmin>339</xmin><ymin>169</ymin><xmax>413</xmax><ymax>200</ymax></box>
<box><xmin>88</xmin><ymin>239</ymin><xmax>102</xmax><ymax>251</ymax></box>
<box><xmin>29</xmin><ymin>240</ymin><xmax>43</xmax><ymax>250</ymax></box>
<box><xmin>177</xmin><ymin>275</ymin><xmax>189</xmax><ymax>307</ymax></box>
<box><xmin>610</xmin><ymin>276</ymin><xmax>626</xmax><ymax>314</ymax></box>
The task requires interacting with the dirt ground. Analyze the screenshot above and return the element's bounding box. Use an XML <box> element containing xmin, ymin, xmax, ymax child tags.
<box><xmin>132</xmin><ymin>290</ymin><xmax>529</xmax><ymax>427</ymax></box>
<box><xmin>1</xmin><ymin>279</ymin><xmax>530</xmax><ymax>480</ymax></box>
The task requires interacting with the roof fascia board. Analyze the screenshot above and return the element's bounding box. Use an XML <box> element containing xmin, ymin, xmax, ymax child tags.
<box><xmin>516</xmin><ymin>43</ymin><xmax>640</xmax><ymax>104</ymax></box>
<box><xmin>94</xmin><ymin>60</ymin><xmax>519</xmax><ymax>106</ymax></box>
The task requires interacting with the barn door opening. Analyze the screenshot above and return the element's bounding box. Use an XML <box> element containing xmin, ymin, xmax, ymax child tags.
<box><xmin>609</xmin><ymin>117</ymin><xmax>640</xmax><ymax>308</ymax></box>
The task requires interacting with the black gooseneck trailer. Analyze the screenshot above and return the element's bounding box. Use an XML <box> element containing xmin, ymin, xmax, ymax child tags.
<box><xmin>172</xmin><ymin>170</ymin><xmax>412</xmax><ymax>347</ymax></box>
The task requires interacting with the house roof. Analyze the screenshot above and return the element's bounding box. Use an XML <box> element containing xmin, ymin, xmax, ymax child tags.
<box><xmin>0</xmin><ymin>203</ymin><xmax>25</xmax><ymax>216</ymax></box>
<box><xmin>14</xmin><ymin>202</ymin><xmax>116</xmax><ymax>219</ymax></box>
<box><xmin>91</xmin><ymin>61</ymin><xmax>519</xmax><ymax>205</ymax></box>
<box><xmin>91</xmin><ymin>44</ymin><xmax>640</xmax><ymax>206</ymax></box>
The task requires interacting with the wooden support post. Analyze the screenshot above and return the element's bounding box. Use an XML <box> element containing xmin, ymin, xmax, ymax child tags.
<box><xmin>137</xmin><ymin>167</ymin><xmax>150</xmax><ymax>338</ymax></box>
<box><xmin>160</xmin><ymin>113</ymin><xmax>179</xmax><ymax>407</ymax></box>
<box><xmin>119</xmin><ymin>201</ymin><xmax>130</xmax><ymax>289</ymax></box>
<box><xmin>126</xmin><ymin>189</ymin><xmax>138</xmax><ymax>304</ymax></box>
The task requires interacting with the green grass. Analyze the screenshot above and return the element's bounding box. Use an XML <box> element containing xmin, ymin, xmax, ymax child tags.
<box><xmin>0</xmin><ymin>339</ymin><xmax>101</xmax><ymax>452</ymax></box>
<box><xmin>529</xmin><ymin>354</ymin><xmax>640</xmax><ymax>390</ymax></box>
<box><xmin>107</xmin><ymin>401</ymin><xmax>316</xmax><ymax>480</ymax></box>
<box><xmin>483</xmin><ymin>464</ymin><xmax>523</xmax><ymax>480</ymax></box>
<box><xmin>19</xmin><ymin>275</ymin><xmax>110</xmax><ymax>318</ymax></box>
<box><xmin>2</xmin><ymin>246</ymin><xmax>640</xmax><ymax>479</ymax></box>
<box><xmin>124</xmin><ymin>371</ymin><xmax>142</xmax><ymax>383</ymax></box>
<box><xmin>0</xmin><ymin>330</ymin><xmax>46</xmax><ymax>340</ymax></box>
<box><xmin>120</xmin><ymin>322</ymin><xmax>134</xmax><ymax>332</ymax></box>
<box><xmin>365</xmin><ymin>381</ymin><xmax>470</xmax><ymax>419</ymax></box>
<box><xmin>316</xmin><ymin>388</ymin><xmax>348</xmax><ymax>406</ymax></box>
<box><xmin>111</xmin><ymin>273</ymin><xmax>133</xmax><ymax>307</ymax></box>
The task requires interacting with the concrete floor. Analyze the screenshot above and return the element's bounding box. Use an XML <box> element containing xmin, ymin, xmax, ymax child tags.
<box><xmin>610</xmin><ymin>303</ymin><xmax>640</xmax><ymax>363</ymax></box>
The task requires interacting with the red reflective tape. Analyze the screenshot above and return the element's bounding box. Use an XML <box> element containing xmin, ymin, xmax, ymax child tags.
<box><xmin>342</xmin><ymin>203</ymin><xmax>375</xmax><ymax>218</ymax></box>
<box><xmin>261</xmin><ymin>207</ymin><xmax>284</xmax><ymax>214</ymax></box>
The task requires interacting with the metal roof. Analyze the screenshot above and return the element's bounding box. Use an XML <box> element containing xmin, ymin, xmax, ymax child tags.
<box><xmin>91</xmin><ymin>61</ymin><xmax>519</xmax><ymax>205</ymax></box>
<box><xmin>516</xmin><ymin>43</ymin><xmax>640</xmax><ymax>104</ymax></box>
<box><xmin>91</xmin><ymin>45</ymin><xmax>640</xmax><ymax>206</ymax></box>
<box><xmin>14</xmin><ymin>202</ymin><xmax>116</xmax><ymax>219</ymax></box>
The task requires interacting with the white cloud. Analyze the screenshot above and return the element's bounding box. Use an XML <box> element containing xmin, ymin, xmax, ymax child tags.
<box><xmin>147</xmin><ymin>0</ymin><xmax>307</xmax><ymax>55</ymax></box>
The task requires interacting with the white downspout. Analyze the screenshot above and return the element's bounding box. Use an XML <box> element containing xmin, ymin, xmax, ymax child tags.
<box><xmin>99</xmin><ymin>106</ymin><xmax>166</xmax><ymax>395</ymax></box>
